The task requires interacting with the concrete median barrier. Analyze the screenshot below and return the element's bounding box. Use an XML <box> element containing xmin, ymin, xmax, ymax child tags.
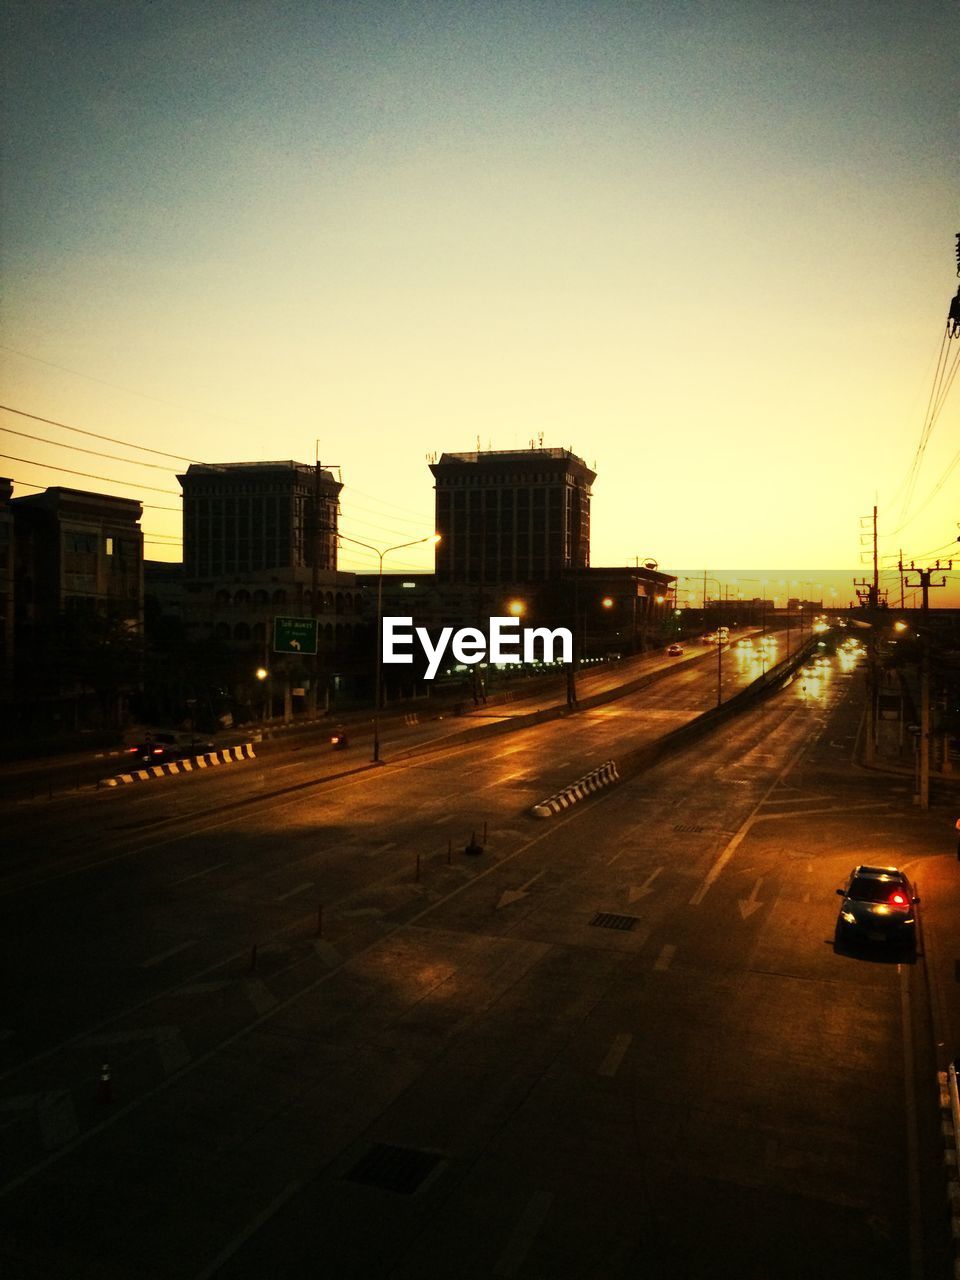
<box><xmin>103</xmin><ymin>743</ymin><xmax>256</xmax><ymax>787</ymax></box>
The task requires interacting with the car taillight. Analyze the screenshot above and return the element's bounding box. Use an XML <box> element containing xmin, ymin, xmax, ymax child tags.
<box><xmin>891</xmin><ymin>892</ymin><xmax>906</xmax><ymax>906</ymax></box>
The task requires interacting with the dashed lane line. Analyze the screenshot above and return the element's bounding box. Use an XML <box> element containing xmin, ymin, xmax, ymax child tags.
<box><xmin>598</xmin><ymin>1033</ymin><xmax>633</xmax><ymax>1078</ymax></box>
<box><xmin>140</xmin><ymin>941</ymin><xmax>197</xmax><ymax>969</ymax></box>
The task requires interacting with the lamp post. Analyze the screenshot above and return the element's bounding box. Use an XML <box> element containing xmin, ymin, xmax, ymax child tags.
<box><xmin>255</xmin><ymin>666</ymin><xmax>269</xmax><ymax>722</ymax></box>
<box><xmin>336</xmin><ymin>530</ymin><xmax>440</xmax><ymax>762</ymax></box>
<box><xmin>702</xmin><ymin>575</ymin><xmax>723</xmax><ymax>706</ymax></box>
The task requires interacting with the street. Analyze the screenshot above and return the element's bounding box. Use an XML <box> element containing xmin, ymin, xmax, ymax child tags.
<box><xmin>0</xmin><ymin>646</ymin><xmax>956</xmax><ymax>1278</ymax></box>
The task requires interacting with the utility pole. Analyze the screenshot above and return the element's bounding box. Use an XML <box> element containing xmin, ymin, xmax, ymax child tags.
<box><xmin>902</xmin><ymin>559</ymin><xmax>950</xmax><ymax>809</ymax></box>
<box><xmin>854</xmin><ymin>506</ymin><xmax>883</xmax><ymax>766</ymax></box>
<box><xmin>312</xmin><ymin>453</ymin><xmax>341</xmax><ymax>716</ymax></box>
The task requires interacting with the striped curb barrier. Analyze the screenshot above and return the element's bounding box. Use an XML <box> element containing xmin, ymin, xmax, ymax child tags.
<box><xmin>530</xmin><ymin>760</ymin><xmax>620</xmax><ymax>818</ymax></box>
<box><xmin>103</xmin><ymin>743</ymin><xmax>256</xmax><ymax>787</ymax></box>
<box><xmin>939</xmin><ymin>1064</ymin><xmax>960</xmax><ymax>1277</ymax></box>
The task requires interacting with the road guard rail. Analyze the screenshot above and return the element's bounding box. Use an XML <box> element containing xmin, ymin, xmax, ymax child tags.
<box><xmin>529</xmin><ymin>636</ymin><xmax>821</xmax><ymax>817</ymax></box>
<box><xmin>944</xmin><ymin>1062</ymin><xmax>960</xmax><ymax>1274</ymax></box>
<box><xmin>101</xmin><ymin>743</ymin><xmax>257</xmax><ymax>787</ymax></box>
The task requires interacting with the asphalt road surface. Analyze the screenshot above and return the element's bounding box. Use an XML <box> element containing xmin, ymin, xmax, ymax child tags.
<box><xmin>0</xmin><ymin>642</ymin><xmax>955</xmax><ymax>1279</ymax></box>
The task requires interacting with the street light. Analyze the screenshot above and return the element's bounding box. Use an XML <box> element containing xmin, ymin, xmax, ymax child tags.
<box><xmin>336</xmin><ymin>530</ymin><xmax>440</xmax><ymax>762</ymax></box>
<box><xmin>255</xmin><ymin>666</ymin><xmax>269</xmax><ymax>722</ymax></box>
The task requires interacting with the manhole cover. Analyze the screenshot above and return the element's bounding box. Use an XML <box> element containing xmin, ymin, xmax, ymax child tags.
<box><xmin>591</xmin><ymin>912</ymin><xmax>640</xmax><ymax>931</ymax></box>
<box><xmin>344</xmin><ymin>1143</ymin><xmax>442</xmax><ymax>1194</ymax></box>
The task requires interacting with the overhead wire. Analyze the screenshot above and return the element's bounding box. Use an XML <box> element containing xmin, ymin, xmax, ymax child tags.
<box><xmin>4</xmin><ymin>476</ymin><xmax>180</xmax><ymax>511</ymax></box>
<box><xmin>0</xmin><ymin>454</ymin><xmax>181</xmax><ymax>495</ymax></box>
<box><xmin>1</xmin><ymin>426</ymin><xmax>187</xmax><ymax>472</ymax></box>
<box><xmin>0</xmin><ymin>403</ymin><xmax>203</xmax><ymax>464</ymax></box>
<box><xmin>895</xmin><ymin>324</ymin><xmax>960</xmax><ymax>523</ymax></box>
<box><xmin>2</xmin><ymin>403</ymin><xmax>439</xmax><ymax>535</ymax></box>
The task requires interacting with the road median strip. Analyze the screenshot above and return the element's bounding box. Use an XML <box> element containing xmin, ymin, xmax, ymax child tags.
<box><xmin>103</xmin><ymin>743</ymin><xmax>256</xmax><ymax>787</ymax></box>
<box><xmin>528</xmin><ymin>637</ymin><xmax>820</xmax><ymax>818</ymax></box>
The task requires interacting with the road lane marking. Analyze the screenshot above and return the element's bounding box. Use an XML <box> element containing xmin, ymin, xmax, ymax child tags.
<box><xmin>0</xmin><ymin>790</ymin><xmax>661</xmax><ymax>1199</ymax></box>
<box><xmin>599</xmin><ymin>1033</ymin><xmax>633</xmax><ymax>1077</ymax></box>
<box><xmin>494</xmin><ymin>1189</ymin><xmax>553</xmax><ymax>1277</ymax></box>
<box><xmin>751</xmin><ymin>801</ymin><xmax>892</xmax><ymax>822</ymax></box>
<box><xmin>169</xmin><ymin>862</ymin><xmax>229</xmax><ymax>886</ymax></box>
<box><xmin>496</xmin><ymin>870</ymin><xmax>545</xmax><ymax>910</ymax></box>
<box><xmin>274</xmin><ymin>882</ymin><xmax>314</xmax><ymax>902</ymax></box>
<box><xmin>738</xmin><ymin>879</ymin><xmax>764</xmax><ymax>920</ymax></box>
<box><xmin>690</xmin><ymin>733</ymin><xmax>810</xmax><ymax>907</ymax></box>
<box><xmin>84</xmin><ymin>1026</ymin><xmax>191</xmax><ymax>1075</ymax></box>
<box><xmin>193</xmin><ymin>1181</ymin><xmax>302</xmax><ymax>1280</ymax></box>
<box><xmin>140</xmin><ymin>941</ymin><xmax>197</xmax><ymax>968</ymax></box>
<box><xmin>244</xmin><ymin>980</ymin><xmax>276</xmax><ymax>1015</ymax></box>
<box><xmin>653</xmin><ymin>944</ymin><xmax>676</xmax><ymax>971</ymax></box>
<box><xmin>36</xmin><ymin>1092</ymin><xmax>79</xmax><ymax>1149</ymax></box>
<box><xmin>900</xmin><ymin>966</ymin><xmax>924</xmax><ymax>1280</ymax></box>
<box><xmin>628</xmin><ymin>868</ymin><xmax>663</xmax><ymax>902</ymax></box>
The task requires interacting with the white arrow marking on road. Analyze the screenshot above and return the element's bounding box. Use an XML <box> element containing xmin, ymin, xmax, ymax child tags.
<box><xmin>496</xmin><ymin>870</ymin><xmax>544</xmax><ymax>910</ymax></box>
<box><xmin>274</xmin><ymin>881</ymin><xmax>314</xmax><ymax>902</ymax></box>
<box><xmin>169</xmin><ymin>862</ymin><xmax>229</xmax><ymax>886</ymax></box>
<box><xmin>738</xmin><ymin>878</ymin><xmax>765</xmax><ymax>920</ymax></box>
<box><xmin>244</xmin><ymin>980</ymin><xmax>277</xmax><ymax>1015</ymax></box>
<box><xmin>629</xmin><ymin>868</ymin><xmax>663</xmax><ymax>903</ymax></box>
<box><xmin>83</xmin><ymin>1026</ymin><xmax>191</xmax><ymax>1075</ymax></box>
<box><xmin>140</xmin><ymin>940</ymin><xmax>197</xmax><ymax>968</ymax></box>
<box><xmin>598</xmin><ymin>1033</ymin><xmax>633</xmax><ymax>1077</ymax></box>
<box><xmin>0</xmin><ymin>1091</ymin><xmax>80</xmax><ymax>1149</ymax></box>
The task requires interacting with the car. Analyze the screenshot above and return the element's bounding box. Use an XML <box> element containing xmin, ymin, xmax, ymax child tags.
<box><xmin>126</xmin><ymin>739</ymin><xmax>184</xmax><ymax>766</ymax></box>
<box><xmin>126</xmin><ymin>731</ymin><xmax>214</xmax><ymax>766</ymax></box>
<box><xmin>834</xmin><ymin>865</ymin><xmax>919</xmax><ymax>949</ymax></box>
<box><xmin>666</xmin><ymin>643</ymin><xmax>684</xmax><ymax>656</ymax></box>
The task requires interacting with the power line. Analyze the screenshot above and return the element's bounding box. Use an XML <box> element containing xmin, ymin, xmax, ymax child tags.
<box><xmin>1</xmin><ymin>426</ymin><xmax>183</xmax><ymax>473</ymax></box>
<box><xmin>0</xmin><ymin>403</ymin><xmax>203</xmax><ymax>464</ymax></box>
<box><xmin>4</xmin><ymin>476</ymin><xmax>180</xmax><ymax>511</ymax></box>
<box><xmin>0</xmin><ymin>345</ymin><xmax>263</xmax><ymax>433</ymax></box>
<box><xmin>0</xmin><ymin>454</ymin><xmax>181</xmax><ymax>496</ymax></box>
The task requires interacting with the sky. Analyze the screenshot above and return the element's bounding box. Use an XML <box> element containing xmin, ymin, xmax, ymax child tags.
<box><xmin>1</xmin><ymin>0</ymin><xmax>958</xmax><ymax>600</ymax></box>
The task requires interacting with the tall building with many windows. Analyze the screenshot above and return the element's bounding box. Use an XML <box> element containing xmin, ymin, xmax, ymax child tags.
<box><xmin>178</xmin><ymin>461</ymin><xmax>341</xmax><ymax>577</ymax></box>
<box><xmin>429</xmin><ymin>448</ymin><xmax>595</xmax><ymax>585</ymax></box>
<box><xmin>170</xmin><ymin>462</ymin><xmax>362</xmax><ymax>716</ymax></box>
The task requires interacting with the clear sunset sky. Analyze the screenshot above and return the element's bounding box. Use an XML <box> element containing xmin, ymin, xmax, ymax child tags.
<box><xmin>1</xmin><ymin>1</ymin><xmax>957</xmax><ymax>595</ymax></box>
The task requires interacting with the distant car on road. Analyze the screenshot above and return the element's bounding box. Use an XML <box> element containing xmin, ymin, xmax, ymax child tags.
<box><xmin>126</xmin><ymin>732</ymin><xmax>214</xmax><ymax>766</ymax></box>
<box><xmin>666</xmin><ymin>643</ymin><xmax>684</xmax><ymax>656</ymax></box>
<box><xmin>835</xmin><ymin>865</ymin><xmax>919</xmax><ymax>950</ymax></box>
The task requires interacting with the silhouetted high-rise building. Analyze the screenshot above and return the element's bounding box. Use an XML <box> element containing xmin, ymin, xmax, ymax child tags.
<box><xmin>178</xmin><ymin>462</ymin><xmax>341</xmax><ymax>578</ymax></box>
<box><xmin>429</xmin><ymin>448</ymin><xmax>595</xmax><ymax>584</ymax></box>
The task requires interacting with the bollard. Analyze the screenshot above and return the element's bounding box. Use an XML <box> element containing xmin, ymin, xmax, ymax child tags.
<box><xmin>97</xmin><ymin>1063</ymin><xmax>113</xmax><ymax>1104</ymax></box>
<box><xmin>250</xmin><ymin>943</ymin><xmax>258</xmax><ymax>973</ymax></box>
<box><xmin>464</xmin><ymin>829</ymin><xmax>483</xmax><ymax>856</ymax></box>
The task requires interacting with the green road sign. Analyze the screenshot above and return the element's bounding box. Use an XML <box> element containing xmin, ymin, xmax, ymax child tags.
<box><xmin>273</xmin><ymin>616</ymin><xmax>318</xmax><ymax>655</ymax></box>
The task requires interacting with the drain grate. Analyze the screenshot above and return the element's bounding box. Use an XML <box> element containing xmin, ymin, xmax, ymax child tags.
<box><xmin>591</xmin><ymin>912</ymin><xmax>639</xmax><ymax>931</ymax></box>
<box><xmin>344</xmin><ymin>1143</ymin><xmax>442</xmax><ymax>1194</ymax></box>
<box><xmin>673</xmin><ymin>823</ymin><xmax>703</xmax><ymax>833</ymax></box>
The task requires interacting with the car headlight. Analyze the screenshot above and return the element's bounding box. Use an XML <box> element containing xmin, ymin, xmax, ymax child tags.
<box><xmin>841</xmin><ymin>911</ymin><xmax>856</xmax><ymax>924</ymax></box>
